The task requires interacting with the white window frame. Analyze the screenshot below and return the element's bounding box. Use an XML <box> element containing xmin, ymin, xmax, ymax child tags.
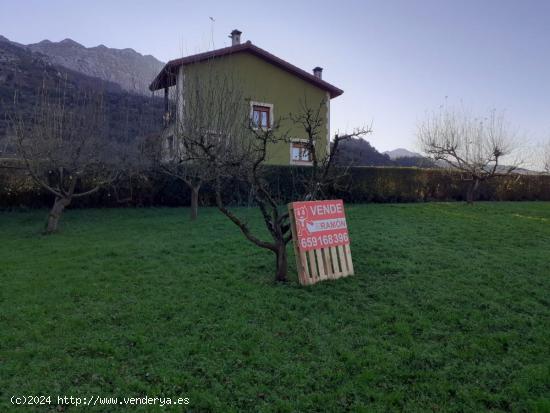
<box><xmin>250</xmin><ymin>101</ymin><xmax>274</xmax><ymax>130</ymax></box>
<box><xmin>290</xmin><ymin>139</ymin><xmax>314</xmax><ymax>165</ymax></box>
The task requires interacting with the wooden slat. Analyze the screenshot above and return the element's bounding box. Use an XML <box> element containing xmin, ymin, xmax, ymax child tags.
<box><xmin>315</xmin><ymin>249</ymin><xmax>326</xmax><ymax>280</ymax></box>
<box><xmin>323</xmin><ymin>248</ymin><xmax>333</xmax><ymax>279</ymax></box>
<box><xmin>338</xmin><ymin>245</ymin><xmax>348</xmax><ymax>275</ymax></box>
<box><xmin>330</xmin><ymin>246</ymin><xmax>341</xmax><ymax>277</ymax></box>
<box><xmin>300</xmin><ymin>251</ymin><xmax>310</xmax><ymax>284</ymax></box>
<box><xmin>344</xmin><ymin>244</ymin><xmax>354</xmax><ymax>276</ymax></box>
<box><xmin>288</xmin><ymin>204</ymin><xmax>309</xmax><ymax>285</ymax></box>
<box><xmin>308</xmin><ymin>250</ymin><xmax>318</xmax><ymax>282</ymax></box>
<box><xmin>298</xmin><ymin>256</ymin><xmax>308</xmax><ymax>284</ymax></box>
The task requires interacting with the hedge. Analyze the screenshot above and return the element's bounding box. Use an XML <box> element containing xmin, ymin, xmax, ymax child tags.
<box><xmin>1</xmin><ymin>164</ymin><xmax>549</xmax><ymax>210</ymax></box>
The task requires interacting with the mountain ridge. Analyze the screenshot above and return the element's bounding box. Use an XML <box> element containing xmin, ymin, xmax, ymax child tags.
<box><xmin>1</xmin><ymin>35</ymin><xmax>164</xmax><ymax>95</ymax></box>
<box><xmin>0</xmin><ymin>36</ymin><xmax>163</xmax><ymax>153</ymax></box>
<box><xmin>383</xmin><ymin>148</ymin><xmax>423</xmax><ymax>159</ymax></box>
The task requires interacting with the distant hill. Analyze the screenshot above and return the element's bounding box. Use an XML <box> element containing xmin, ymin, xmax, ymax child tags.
<box><xmin>333</xmin><ymin>139</ymin><xmax>440</xmax><ymax>168</ymax></box>
<box><xmin>0</xmin><ymin>36</ymin><xmax>163</xmax><ymax>155</ymax></box>
<box><xmin>0</xmin><ymin>35</ymin><xmax>165</xmax><ymax>95</ymax></box>
<box><xmin>384</xmin><ymin>148</ymin><xmax>423</xmax><ymax>160</ymax></box>
<box><xmin>332</xmin><ymin>138</ymin><xmax>394</xmax><ymax>166</ymax></box>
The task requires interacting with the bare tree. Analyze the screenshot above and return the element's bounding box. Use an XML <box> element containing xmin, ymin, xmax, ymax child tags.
<box><xmin>159</xmin><ymin>162</ymin><xmax>207</xmax><ymax>220</ymax></box>
<box><xmin>418</xmin><ymin>107</ymin><xmax>522</xmax><ymax>204</ymax></box>
<box><xmin>172</xmin><ymin>68</ymin><xmax>369</xmax><ymax>281</ymax></box>
<box><xmin>543</xmin><ymin>140</ymin><xmax>550</xmax><ymax>174</ymax></box>
<box><xmin>211</xmin><ymin>122</ymin><xmax>368</xmax><ymax>282</ymax></box>
<box><xmin>10</xmin><ymin>84</ymin><xmax>117</xmax><ymax>233</ymax></box>
<box><xmin>289</xmin><ymin>98</ymin><xmax>372</xmax><ymax>199</ymax></box>
<box><xmin>148</xmin><ymin>66</ymin><xmax>243</xmax><ymax>220</ymax></box>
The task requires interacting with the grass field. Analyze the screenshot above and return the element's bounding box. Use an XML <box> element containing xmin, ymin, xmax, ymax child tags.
<box><xmin>1</xmin><ymin>202</ymin><xmax>549</xmax><ymax>412</ymax></box>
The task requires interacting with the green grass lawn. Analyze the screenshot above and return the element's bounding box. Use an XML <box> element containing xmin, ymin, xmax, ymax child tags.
<box><xmin>1</xmin><ymin>202</ymin><xmax>549</xmax><ymax>412</ymax></box>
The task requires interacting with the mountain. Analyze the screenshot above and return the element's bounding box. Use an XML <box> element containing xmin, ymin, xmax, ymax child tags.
<box><xmin>332</xmin><ymin>139</ymin><xmax>441</xmax><ymax>168</ymax></box>
<box><xmin>384</xmin><ymin>148</ymin><xmax>423</xmax><ymax>160</ymax></box>
<box><xmin>383</xmin><ymin>147</ymin><xmax>536</xmax><ymax>172</ymax></box>
<box><xmin>0</xmin><ymin>36</ymin><xmax>163</xmax><ymax>154</ymax></box>
<box><xmin>332</xmin><ymin>138</ymin><xmax>394</xmax><ymax>166</ymax></box>
<box><xmin>0</xmin><ymin>35</ymin><xmax>24</xmax><ymax>48</ymax></box>
<box><xmin>25</xmin><ymin>37</ymin><xmax>164</xmax><ymax>95</ymax></box>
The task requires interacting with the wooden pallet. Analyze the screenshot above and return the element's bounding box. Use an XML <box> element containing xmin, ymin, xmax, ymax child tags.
<box><xmin>288</xmin><ymin>204</ymin><xmax>354</xmax><ymax>285</ymax></box>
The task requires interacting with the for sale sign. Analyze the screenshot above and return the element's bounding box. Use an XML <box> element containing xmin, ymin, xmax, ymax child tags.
<box><xmin>291</xmin><ymin>199</ymin><xmax>350</xmax><ymax>252</ymax></box>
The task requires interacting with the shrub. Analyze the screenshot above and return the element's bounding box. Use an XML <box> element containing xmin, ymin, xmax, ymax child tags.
<box><xmin>1</xmin><ymin>165</ymin><xmax>549</xmax><ymax>209</ymax></box>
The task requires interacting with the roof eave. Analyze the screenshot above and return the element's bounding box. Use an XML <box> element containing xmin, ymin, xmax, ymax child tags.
<box><xmin>329</xmin><ymin>89</ymin><xmax>344</xmax><ymax>99</ymax></box>
<box><xmin>148</xmin><ymin>42</ymin><xmax>344</xmax><ymax>98</ymax></box>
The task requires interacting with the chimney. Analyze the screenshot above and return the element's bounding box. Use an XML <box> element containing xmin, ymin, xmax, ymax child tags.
<box><xmin>313</xmin><ymin>66</ymin><xmax>323</xmax><ymax>79</ymax></box>
<box><xmin>229</xmin><ymin>29</ymin><xmax>242</xmax><ymax>46</ymax></box>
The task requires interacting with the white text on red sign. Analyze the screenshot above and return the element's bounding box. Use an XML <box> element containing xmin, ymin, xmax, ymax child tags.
<box><xmin>291</xmin><ymin>199</ymin><xmax>350</xmax><ymax>252</ymax></box>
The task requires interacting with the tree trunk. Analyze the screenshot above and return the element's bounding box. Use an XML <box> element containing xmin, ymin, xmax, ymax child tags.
<box><xmin>190</xmin><ymin>185</ymin><xmax>200</xmax><ymax>221</ymax></box>
<box><xmin>274</xmin><ymin>243</ymin><xmax>288</xmax><ymax>282</ymax></box>
<box><xmin>45</xmin><ymin>196</ymin><xmax>71</xmax><ymax>234</ymax></box>
<box><xmin>466</xmin><ymin>179</ymin><xmax>480</xmax><ymax>205</ymax></box>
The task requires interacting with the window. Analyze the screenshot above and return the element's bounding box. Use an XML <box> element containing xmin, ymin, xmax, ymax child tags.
<box><xmin>291</xmin><ymin>141</ymin><xmax>312</xmax><ymax>163</ymax></box>
<box><xmin>252</xmin><ymin>105</ymin><xmax>271</xmax><ymax>128</ymax></box>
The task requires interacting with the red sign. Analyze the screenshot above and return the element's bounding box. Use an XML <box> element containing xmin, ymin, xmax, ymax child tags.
<box><xmin>291</xmin><ymin>199</ymin><xmax>350</xmax><ymax>252</ymax></box>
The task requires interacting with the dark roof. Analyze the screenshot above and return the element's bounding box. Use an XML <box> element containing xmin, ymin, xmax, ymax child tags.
<box><xmin>149</xmin><ymin>41</ymin><xmax>343</xmax><ymax>99</ymax></box>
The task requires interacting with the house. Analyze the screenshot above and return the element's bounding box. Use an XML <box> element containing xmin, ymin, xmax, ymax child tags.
<box><xmin>149</xmin><ymin>30</ymin><xmax>343</xmax><ymax>165</ymax></box>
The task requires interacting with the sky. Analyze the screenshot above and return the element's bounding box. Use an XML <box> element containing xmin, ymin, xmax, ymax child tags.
<box><xmin>1</xmin><ymin>0</ymin><xmax>549</xmax><ymax>153</ymax></box>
